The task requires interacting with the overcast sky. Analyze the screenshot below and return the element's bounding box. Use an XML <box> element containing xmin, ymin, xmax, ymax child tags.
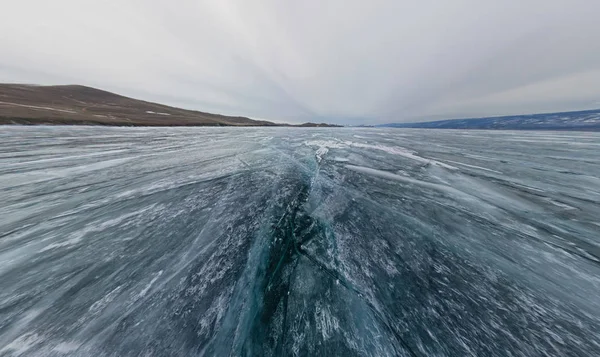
<box><xmin>1</xmin><ymin>0</ymin><xmax>599</xmax><ymax>124</ymax></box>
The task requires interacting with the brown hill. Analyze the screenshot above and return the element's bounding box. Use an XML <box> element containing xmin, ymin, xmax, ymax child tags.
<box><xmin>0</xmin><ymin>84</ymin><xmax>277</xmax><ymax>126</ymax></box>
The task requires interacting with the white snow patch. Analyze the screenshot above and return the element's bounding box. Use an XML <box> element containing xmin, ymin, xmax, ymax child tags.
<box><xmin>346</xmin><ymin>141</ymin><xmax>457</xmax><ymax>169</ymax></box>
<box><xmin>315</xmin><ymin>147</ymin><xmax>328</xmax><ymax>163</ymax></box>
<box><xmin>442</xmin><ymin>159</ymin><xmax>503</xmax><ymax>174</ymax></box>
<box><xmin>88</xmin><ymin>286</ymin><xmax>122</xmax><ymax>314</ymax></box>
<box><xmin>146</xmin><ymin>110</ymin><xmax>171</xmax><ymax>116</ymax></box>
<box><xmin>40</xmin><ymin>205</ymin><xmax>157</xmax><ymax>253</ymax></box>
<box><xmin>345</xmin><ymin>165</ymin><xmax>475</xmax><ymax>201</ymax></box>
<box><xmin>0</xmin><ymin>101</ymin><xmax>77</xmax><ymax>114</ymax></box>
<box><xmin>512</xmin><ymin>182</ymin><xmax>545</xmax><ymax>192</ymax></box>
<box><xmin>315</xmin><ymin>303</ymin><xmax>339</xmax><ymax>340</ymax></box>
<box><xmin>303</xmin><ymin>140</ymin><xmax>346</xmax><ymax>149</ymax></box>
<box><xmin>1</xmin><ymin>333</ymin><xmax>43</xmax><ymax>356</ymax></box>
<box><xmin>40</xmin><ymin>236</ymin><xmax>82</xmax><ymax>252</ymax></box>
<box><xmin>53</xmin><ymin>342</ymin><xmax>82</xmax><ymax>353</ymax></box>
<box><xmin>138</xmin><ymin>270</ymin><xmax>163</xmax><ymax>298</ymax></box>
<box><xmin>304</xmin><ymin>140</ymin><xmax>456</xmax><ymax>169</ymax></box>
<box><xmin>544</xmin><ymin>198</ymin><xmax>577</xmax><ymax>210</ymax></box>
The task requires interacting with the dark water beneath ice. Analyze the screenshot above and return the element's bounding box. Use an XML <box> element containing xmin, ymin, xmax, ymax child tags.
<box><xmin>1</xmin><ymin>126</ymin><xmax>600</xmax><ymax>356</ymax></box>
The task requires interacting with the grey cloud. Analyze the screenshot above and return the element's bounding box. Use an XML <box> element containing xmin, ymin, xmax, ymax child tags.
<box><xmin>1</xmin><ymin>0</ymin><xmax>599</xmax><ymax>124</ymax></box>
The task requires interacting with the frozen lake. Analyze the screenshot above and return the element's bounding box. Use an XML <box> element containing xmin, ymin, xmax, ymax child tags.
<box><xmin>1</xmin><ymin>126</ymin><xmax>600</xmax><ymax>356</ymax></box>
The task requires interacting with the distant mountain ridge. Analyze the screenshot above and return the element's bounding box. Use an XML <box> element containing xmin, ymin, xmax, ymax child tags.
<box><xmin>379</xmin><ymin>109</ymin><xmax>600</xmax><ymax>131</ymax></box>
<box><xmin>0</xmin><ymin>84</ymin><xmax>337</xmax><ymax>127</ymax></box>
<box><xmin>0</xmin><ymin>84</ymin><xmax>279</xmax><ymax>126</ymax></box>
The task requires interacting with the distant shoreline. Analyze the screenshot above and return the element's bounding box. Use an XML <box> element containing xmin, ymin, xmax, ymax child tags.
<box><xmin>378</xmin><ymin>108</ymin><xmax>600</xmax><ymax>131</ymax></box>
<box><xmin>0</xmin><ymin>117</ymin><xmax>341</xmax><ymax>127</ymax></box>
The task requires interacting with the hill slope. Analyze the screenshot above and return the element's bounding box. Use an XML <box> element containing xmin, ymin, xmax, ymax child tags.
<box><xmin>0</xmin><ymin>84</ymin><xmax>276</xmax><ymax>126</ymax></box>
<box><xmin>380</xmin><ymin>109</ymin><xmax>600</xmax><ymax>131</ymax></box>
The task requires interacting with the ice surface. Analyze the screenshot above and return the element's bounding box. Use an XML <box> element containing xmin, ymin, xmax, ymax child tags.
<box><xmin>1</xmin><ymin>126</ymin><xmax>600</xmax><ymax>356</ymax></box>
